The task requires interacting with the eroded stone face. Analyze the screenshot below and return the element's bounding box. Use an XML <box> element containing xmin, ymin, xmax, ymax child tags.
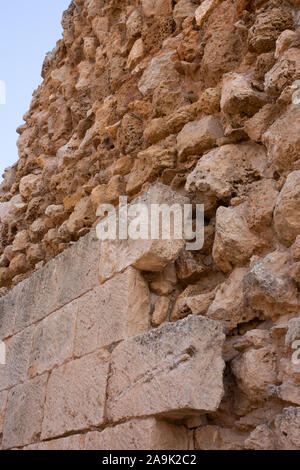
<box><xmin>107</xmin><ymin>315</ymin><xmax>225</xmax><ymax>422</ymax></box>
<box><xmin>98</xmin><ymin>184</ymin><xmax>189</xmax><ymax>283</ymax></box>
<box><xmin>74</xmin><ymin>267</ymin><xmax>150</xmax><ymax>357</ymax></box>
<box><xmin>2</xmin><ymin>374</ymin><xmax>48</xmax><ymax>449</ymax></box>
<box><xmin>85</xmin><ymin>418</ymin><xmax>189</xmax><ymax>451</ymax></box>
<box><xmin>41</xmin><ymin>351</ymin><xmax>110</xmax><ymax>440</ymax></box>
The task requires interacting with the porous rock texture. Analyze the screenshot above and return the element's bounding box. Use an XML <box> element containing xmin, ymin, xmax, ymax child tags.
<box><xmin>0</xmin><ymin>0</ymin><xmax>300</xmax><ymax>450</ymax></box>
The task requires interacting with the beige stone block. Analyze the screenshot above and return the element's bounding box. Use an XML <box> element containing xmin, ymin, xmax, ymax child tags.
<box><xmin>2</xmin><ymin>374</ymin><xmax>48</xmax><ymax>449</ymax></box>
<box><xmin>107</xmin><ymin>315</ymin><xmax>225</xmax><ymax>422</ymax></box>
<box><xmin>176</xmin><ymin>116</ymin><xmax>224</xmax><ymax>160</ymax></box>
<box><xmin>42</xmin><ymin>351</ymin><xmax>109</xmax><ymax>440</ymax></box>
<box><xmin>85</xmin><ymin>418</ymin><xmax>189</xmax><ymax>450</ymax></box>
<box><xmin>29</xmin><ymin>302</ymin><xmax>76</xmax><ymax>377</ymax></box>
<box><xmin>74</xmin><ymin>267</ymin><xmax>150</xmax><ymax>357</ymax></box>
<box><xmin>195</xmin><ymin>0</ymin><xmax>219</xmax><ymax>27</ymax></box>
<box><xmin>0</xmin><ymin>327</ymin><xmax>34</xmax><ymax>391</ymax></box>
<box><xmin>8</xmin><ymin>230</ymin><xmax>100</xmax><ymax>332</ymax></box>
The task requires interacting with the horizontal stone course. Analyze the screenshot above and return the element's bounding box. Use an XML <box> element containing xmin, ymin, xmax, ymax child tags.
<box><xmin>5</xmin><ymin>230</ymin><xmax>100</xmax><ymax>335</ymax></box>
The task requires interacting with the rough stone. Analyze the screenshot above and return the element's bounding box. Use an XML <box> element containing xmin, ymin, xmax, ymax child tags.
<box><xmin>98</xmin><ymin>184</ymin><xmax>189</xmax><ymax>283</ymax></box>
<box><xmin>107</xmin><ymin>315</ymin><xmax>225</xmax><ymax>422</ymax></box>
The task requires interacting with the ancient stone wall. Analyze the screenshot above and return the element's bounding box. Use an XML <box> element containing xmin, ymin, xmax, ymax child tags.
<box><xmin>0</xmin><ymin>0</ymin><xmax>300</xmax><ymax>450</ymax></box>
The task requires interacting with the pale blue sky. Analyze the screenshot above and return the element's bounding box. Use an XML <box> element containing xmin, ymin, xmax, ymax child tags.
<box><xmin>0</xmin><ymin>0</ymin><xmax>71</xmax><ymax>180</ymax></box>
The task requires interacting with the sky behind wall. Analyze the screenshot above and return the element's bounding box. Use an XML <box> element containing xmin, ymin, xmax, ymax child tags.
<box><xmin>0</xmin><ymin>0</ymin><xmax>71</xmax><ymax>180</ymax></box>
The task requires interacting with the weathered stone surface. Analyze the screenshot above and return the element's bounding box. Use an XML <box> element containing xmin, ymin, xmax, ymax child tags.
<box><xmin>245</xmin><ymin>424</ymin><xmax>276</xmax><ymax>450</ymax></box>
<box><xmin>107</xmin><ymin>315</ymin><xmax>225</xmax><ymax>422</ymax></box>
<box><xmin>274</xmin><ymin>171</ymin><xmax>300</xmax><ymax>247</ymax></box>
<box><xmin>0</xmin><ymin>390</ymin><xmax>7</xmax><ymax>437</ymax></box>
<box><xmin>141</xmin><ymin>0</ymin><xmax>173</xmax><ymax>17</ymax></box>
<box><xmin>126</xmin><ymin>145</ymin><xmax>176</xmax><ymax>195</ymax></box>
<box><xmin>2</xmin><ymin>374</ymin><xmax>47</xmax><ymax>449</ymax></box>
<box><xmin>29</xmin><ymin>302</ymin><xmax>76</xmax><ymax>377</ymax></box>
<box><xmin>74</xmin><ymin>267</ymin><xmax>150</xmax><ymax>357</ymax></box>
<box><xmin>195</xmin><ymin>425</ymin><xmax>246</xmax><ymax>450</ymax></box>
<box><xmin>243</xmin><ymin>251</ymin><xmax>300</xmax><ymax>318</ymax></box>
<box><xmin>213</xmin><ymin>205</ymin><xmax>263</xmax><ymax>273</ymax></box>
<box><xmin>207</xmin><ymin>267</ymin><xmax>251</xmax><ymax>330</ymax></box>
<box><xmin>221</xmin><ymin>73</ymin><xmax>269</xmax><ymax>118</ymax></box>
<box><xmin>248</xmin><ymin>8</ymin><xmax>294</xmax><ymax>53</ymax></box>
<box><xmin>152</xmin><ymin>296</ymin><xmax>170</xmax><ymax>328</ymax></box>
<box><xmin>195</xmin><ymin>0</ymin><xmax>219</xmax><ymax>28</ymax></box>
<box><xmin>262</xmin><ymin>105</ymin><xmax>300</xmax><ymax>172</ymax></box>
<box><xmin>85</xmin><ymin>418</ymin><xmax>189</xmax><ymax>450</ymax></box>
<box><xmin>232</xmin><ymin>346</ymin><xmax>277</xmax><ymax>401</ymax></box>
<box><xmin>265</xmin><ymin>48</ymin><xmax>300</xmax><ymax>98</ymax></box>
<box><xmin>138</xmin><ymin>51</ymin><xmax>180</xmax><ymax>97</ymax></box>
<box><xmin>98</xmin><ymin>184</ymin><xmax>189</xmax><ymax>283</ymax></box>
<box><xmin>8</xmin><ymin>230</ymin><xmax>100</xmax><ymax>332</ymax></box>
<box><xmin>274</xmin><ymin>407</ymin><xmax>300</xmax><ymax>450</ymax></box>
<box><xmin>176</xmin><ymin>116</ymin><xmax>224</xmax><ymax>160</ymax></box>
<box><xmin>0</xmin><ymin>327</ymin><xmax>34</xmax><ymax>391</ymax></box>
<box><xmin>42</xmin><ymin>351</ymin><xmax>109</xmax><ymax>440</ymax></box>
<box><xmin>25</xmin><ymin>435</ymin><xmax>86</xmax><ymax>450</ymax></box>
<box><xmin>185</xmin><ymin>143</ymin><xmax>267</xmax><ymax>213</ymax></box>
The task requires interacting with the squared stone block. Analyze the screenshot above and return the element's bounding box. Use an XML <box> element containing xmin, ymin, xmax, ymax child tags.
<box><xmin>107</xmin><ymin>315</ymin><xmax>225</xmax><ymax>422</ymax></box>
<box><xmin>41</xmin><ymin>350</ymin><xmax>110</xmax><ymax>440</ymax></box>
<box><xmin>74</xmin><ymin>267</ymin><xmax>150</xmax><ymax>357</ymax></box>
<box><xmin>12</xmin><ymin>230</ymin><xmax>100</xmax><ymax>332</ymax></box>
<box><xmin>85</xmin><ymin>418</ymin><xmax>189</xmax><ymax>450</ymax></box>
<box><xmin>29</xmin><ymin>302</ymin><xmax>76</xmax><ymax>377</ymax></box>
<box><xmin>2</xmin><ymin>374</ymin><xmax>48</xmax><ymax>449</ymax></box>
<box><xmin>0</xmin><ymin>327</ymin><xmax>34</xmax><ymax>391</ymax></box>
<box><xmin>99</xmin><ymin>184</ymin><xmax>189</xmax><ymax>283</ymax></box>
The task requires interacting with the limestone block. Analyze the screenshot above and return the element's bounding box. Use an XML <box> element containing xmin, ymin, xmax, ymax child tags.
<box><xmin>6</xmin><ymin>230</ymin><xmax>100</xmax><ymax>333</ymax></box>
<box><xmin>274</xmin><ymin>171</ymin><xmax>300</xmax><ymax>247</ymax></box>
<box><xmin>29</xmin><ymin>302</ymin><xmax>76</xmax><ymax>377</ymax></box>
<box><xmin>85</xmin><ymin>418</ymin><xmax>189</xmax><ymax>450</ymax></box>
<box><xmin>185</xmin><ymin>143</ymin><xmax>267</xmax><ymax>213</ymax></box>
<box><xmin>74</xmin><ymin>267</ymin><xmax>150</xmax><ymax>357</ymax></box>
<box><xmin>176</xmin><ymin>116</ymin><xmax>224</xmax><ymax>160</ymax></box>
<box><xmin>0</xmin><ymin>327</ymin><xmax>34</xmax><ymax>391</ymax></box>
<box><xmin>41</xmin><ymin>351</ymin><xmax>109</xmax><ymax>440</ymax></box>
<box><xmin>107</xmin><ymin>315</ymin><xmax>225</xmax><ymax>422</ymax></box>
<box><xmin>195</xmin><ymin>0</ymin><xmax>219</xmax><ymax>28</ymax></box>
<box><xmin>262</xmin><ymin>105</ymin><xmax>300</xmax><ymax>172</ymax></box>
<box><xmin>2</xmin><ymin>374</ymin><xmax>48</xmax><ymax>449</ymax></box>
